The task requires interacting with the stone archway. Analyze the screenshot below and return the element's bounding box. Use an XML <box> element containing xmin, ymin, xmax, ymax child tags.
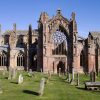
<box><xmin>57</xmin><ymin>61</ymin><xmax>65</xmax><ymax>73</ymax></box>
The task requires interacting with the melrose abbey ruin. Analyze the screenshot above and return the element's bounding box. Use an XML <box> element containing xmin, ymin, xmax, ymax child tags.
<box><xmin>0</xmin><ymin>10</ymin><xmax>100</xmax><ymax>74</ymax></box>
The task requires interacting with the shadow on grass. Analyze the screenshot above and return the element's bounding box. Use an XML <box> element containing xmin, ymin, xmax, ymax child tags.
<box><xmin>77</xmin><ymin>87</ymin><xmax>100</xmax><ymax>94</ymax></box>
<box><xmin>23</xmin><ymin>90</ymin><xmax>39</xmax><ymax>96</ymax></box>
<box><xmin>10</xmin><ymin>82</ymin><xmax>18</xmax><ymax>84</ymax></box>
<box><xmin>76</xmin><ymin>87</ymin><xmax>86</xmax><ymax>91</ymax></box>
<box><xmin>4</xmin><ymin>77</ymin><xmax>8</xmax><ymax>79</ymax></box>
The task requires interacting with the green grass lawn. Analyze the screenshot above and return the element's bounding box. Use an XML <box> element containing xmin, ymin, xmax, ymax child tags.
<box><xmin>0</xmin><ymin>71</ymin><xmax>100</xmax><ymax>100</ymax></box>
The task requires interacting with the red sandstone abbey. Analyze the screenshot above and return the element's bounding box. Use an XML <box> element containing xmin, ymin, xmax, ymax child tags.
<box><xmin>0</xmin><ymin>10</ymin><xmax>99</xmax><ymax>74</ymax></box>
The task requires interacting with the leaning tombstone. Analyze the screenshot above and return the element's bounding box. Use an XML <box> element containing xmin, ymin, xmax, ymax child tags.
<box><xmin>18</xmin><ymin>74</ymin><xmax>23</xmax><ymax>84</ymax></box>
<box><xmin>38</xmin><ymin>78</ymin><xmax>45</xmax><ymax>96</ymax></box>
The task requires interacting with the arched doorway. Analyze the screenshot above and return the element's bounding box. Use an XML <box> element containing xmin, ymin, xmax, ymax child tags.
<box><xmin>57</xmin><ymin>61</ymin><xmax>65</xmax><ymax>73</ymax></box>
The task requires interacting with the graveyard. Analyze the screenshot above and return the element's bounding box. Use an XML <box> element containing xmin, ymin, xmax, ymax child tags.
<box><xmin>0</xmin><ymin>71</ymin><xmax>100</xmax><ymax>100</ymax></box>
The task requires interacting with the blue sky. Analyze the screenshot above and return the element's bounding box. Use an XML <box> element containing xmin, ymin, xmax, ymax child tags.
<box><xmin>0</xmin><ymin>0</ymin><xmax>100</xmax><ymax>37</ymax></box>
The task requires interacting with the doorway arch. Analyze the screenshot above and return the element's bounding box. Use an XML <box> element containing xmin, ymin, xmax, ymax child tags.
<box><xmin>57</xmin><ymin>61</ymin><xmax>65</xmax><ymax>73</ymax></box>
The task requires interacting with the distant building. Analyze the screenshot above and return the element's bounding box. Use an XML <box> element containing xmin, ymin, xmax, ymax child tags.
<box><xmin>0</xmin><ymin>10</ymin><xmax>99</xmax><ymax>73</ymax></box>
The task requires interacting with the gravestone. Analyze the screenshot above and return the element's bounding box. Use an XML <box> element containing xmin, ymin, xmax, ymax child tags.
<box><xmin>72</xmin><ymin>67</ymin><xmax>74</xmax><ymax>80</ymax></box>
<box><xmin>0</xmin><ymin>80</ymin><xmax>3</xmax><ymax>94</ymax></box>
<box><xmin>48</xmin><ymin>71</ymin><xmax>51</xmax><ymax>79</ymax></box>
<box><xmin>46</xmin><ymin>71</ymin><xmax>51</xmax><ymax>83</ymax></box>
<box><xmin>18</xmin><ymin>74</ymin><xmax>23</xmax><ymax>84</ymax></box>
<box><xmin>70</xmin><ymin>67</ymin><xmax>75</xmax><ymax>85</ymax></box>
<box><xmin>90</xmin><ymin>71</ymin><xmax>96</xmax><ymax>82</ymax></box>
<box><xmin>2</xmin><ymin>66</ymin><xmax>7</xmax><ymax>76</ymax></box>
<box><xmin>41</xmin><ymin>68</ymin><xmax>42</xmax><ymax>73</ymax></box>
<box><xmin>38</xmin><ymin>78</ymin><xmax>45</xmax><ymax>96</ymax></box>
<box><xmin>68</xmin><ymin>72</ymin><xmax>70</xmax><ymax>83</ymax></box>
<box><xmin>58</xmin><ymin>68</ymin><xmax>61</xmax><ymax>77</ymax></box>
<box><xmin>76</xmin><ymin>73</ymin><xmax>79</xmax><ymax>86</ymax></box>
<box><xmin>0</xmin><ymin>88</ymin><xmax>3</xmax><ymax>94</ymax></box>
<box><xmin>28</xmin><ymin>69</ymin><xmax>33</xmax><ymax>77</ymax></box>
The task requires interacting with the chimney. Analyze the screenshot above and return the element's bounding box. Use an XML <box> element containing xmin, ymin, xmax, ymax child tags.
<box><xmin>13</xmin><ymin>23</ymin><xmax>16</xmax><ymax>32</ymax></box>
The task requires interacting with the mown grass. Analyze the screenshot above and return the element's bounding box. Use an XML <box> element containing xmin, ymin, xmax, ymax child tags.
<box><xmin>0</xmin><ymin>71</ymin><xmax>100</xmax><ymax>100</ymax></box>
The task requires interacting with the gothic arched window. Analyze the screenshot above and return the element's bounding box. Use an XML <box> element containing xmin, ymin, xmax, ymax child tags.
<box><xmin>0</xmin><ymin>52</ymin><xmax>7</xmax><ymax>66</ymax></box>
<box><xmin>17</xmin><ymin>52</ymin><xmax>25</xmax><ymax>66</ymax></box>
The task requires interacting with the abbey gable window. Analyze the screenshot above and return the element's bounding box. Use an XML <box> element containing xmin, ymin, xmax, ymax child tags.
<box><xmin>52</xmin><ymin>30</ymin><xmax>67</xmax><ymax>55</ymax></box>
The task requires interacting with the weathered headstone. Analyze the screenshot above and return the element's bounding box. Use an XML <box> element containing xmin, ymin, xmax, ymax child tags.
<box><xmin>70</xmin><ymin>67</ymin><xmax>75</xmax><ymax>85</ymax></box>
<box><xmin>68</xmin><ymin>72</ymin><xmax>70</xmax><ymax>83</ymax></box>
<box><xmin>72</xmin><ymin>67</ymin><xmax>74</xmax><ymax>80</ymax></box>
<box><xmin>76</xmin><ymin>73</ymin><xmax>79</xmax><ymax>86</ymax></box>
<box><xmin>48</xmin><ymin>71</ymin><xmax>51</xmax><ymax>79</ymax></box>
<box><xmin>41</xmin><ymin>68</ymin><xmax>42</xmax><ymax>73</ymax></box>
<box><xmin>58</xmin><ymin>68</ymin><xmax>61</xmax><ymax>77</ymax></box>
<box><xmin>38</xmin><ymin>78</ymin><xmax>45</xmax><ymax>96</ymax></box>
<box><xmin>28</xmin><ymin>69</ymin><xmax>33</xmax><ymax>77</ymax></box>
<box><xmin>18</xmin><ymin>74</ymin><xmax>23</xmax><ymax>84</ymax></box>
<box><xmin>90</xmin><ymin>71</ymin><xmax>96</xmax><ymax>82</ymax></box>
<box><xmin>0</xmin><ymin>88</ymin><xmax>3</xmax><ymax>94</ymax></box>
<box><xmin>0</xmin><ymin>80</ymin><xmax>3</xmax><ymax>94</ymax></box>
<box><xmin>2</xmin><ymin>66</ymin><xmax>7</xmax><ymax>76</ymax></box>
<box><xmin>46</xmin><ymin>71</ymin><xmax>51</xmax><ymax>83</ymax></box>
